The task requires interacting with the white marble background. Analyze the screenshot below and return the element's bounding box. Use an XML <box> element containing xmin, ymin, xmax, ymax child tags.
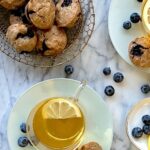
<box><xmin>0</xmin><ymin>0</ymin><xmax>150</xmax><ymax>150</ymax></box>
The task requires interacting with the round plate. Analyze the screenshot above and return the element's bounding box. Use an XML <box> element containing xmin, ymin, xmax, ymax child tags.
<box><xmin>7</xmin><ymin>78</ymin><xmax>113</xmax><ymax>150</ymax></box>
<box><xmin>108</xmin><ymin>0</ymin><xmax>150</xmax><ymax>73</ymax></box>
<box><xmin>126</xmin><ymin>98</ymin><xmax>150</xmax><ymax>150</ymax></box>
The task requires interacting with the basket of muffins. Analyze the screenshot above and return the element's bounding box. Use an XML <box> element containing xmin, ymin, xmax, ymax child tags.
<box><xmin>0</xmin><ymin>0</ymin><xmax>95</xmax><ymax>67</ymax></box>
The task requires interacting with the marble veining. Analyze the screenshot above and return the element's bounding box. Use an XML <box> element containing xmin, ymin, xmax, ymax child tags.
<box><xmin>0</xmin><ymin>0</ymin><xmax>150</xmax><ymax>150</ymax></box>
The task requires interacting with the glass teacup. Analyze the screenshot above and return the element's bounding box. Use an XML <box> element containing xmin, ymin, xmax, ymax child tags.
<box><xmin>26</xmin><ymin>97</ymin><xmax>85</xmax><ymax>150</ymax></box>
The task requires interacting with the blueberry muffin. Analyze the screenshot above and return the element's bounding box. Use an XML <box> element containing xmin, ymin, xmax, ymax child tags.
<box><xmin>25</xmin><ymin>0</ymin><xmax>55</xmax><ymax>29</ymax></box>
<box><xmin>0</xmin><ymin>0</ymin><xmax>25</xmax><ymax>10</ymax></box>
<box><xmin>6</xmin><ymin>24</ymin><xmax>37</xmax><ymax>53</ymax></box>
<box><xmin>10</xmin><ymin>7</ymin><xmax>30</xmax><ymax>24</ymax></box>
<box><xmin>56</xmin><ymin>0</ymin><xmax>81</xmax><ymax>28</ymax></box>
<box><xmin>129</xmin><ymin>36</ymin><xmax>150</xmax><ymax>68</ymax></box>
<box><xmin>80</xmin><ymin>142</ymin><xmax>102</xmax><ymax>150</ymax></box>
<box><xmin>36</xmin><ymin>25</ymin><xmax>67</xmax><ymax>56</ymax></box>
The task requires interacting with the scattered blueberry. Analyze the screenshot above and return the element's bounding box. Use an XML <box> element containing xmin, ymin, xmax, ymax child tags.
<box><xmin>103</xmin><ymin>67</ymin><xmax>111</xmax><ymax>76</ymax></box>
<box><xmin>113</xmin><ymin>72</ymin><xmax>124</xmax><ymax>83</ymax></box>
<box><xmin>137</xmin><ymin>0</ymin><xmax>143</xmax><ymax>2</ymax></box>
<box><xmin>18</xmin><ymin>137</ymin><xmax>29</xmax><ymax>147</ymax></box>
<box><xmin>142</xmin><ymin>115</ymin><xmax>150</xmax><ymax>125</ymax></box>
<box><xmin>141</xmin><ymin>84</ymin><xmax>150</xmax><ymax>94</ymax></box>
<box><xmin>61</xmin><ymin>0</ymin><xmax>72</xmax><ymax>7</ymax></box>
<box><xmin>20</xmin><ymin>123</ymin><xmax>26</xmax><ymax>133</ymax></box>
<box><xmin>123</xmin><ymin>21</ymin><xmax>132</xmax><ymax>30</ymax></box>
<box><xmin>143</xmin><ymin>125</ymin><xmax>150</xmax><ymax>135</ymax></box>
<box><xmin>130</xmin><ymin>13</ymin><xmax>141</xmax><ymax>23</ymax></box>
<box><xmin>104</xmin><ymin>86</ymin><xmax>115</xmax><ymax>96</ymax></box>
<box><xmin>64</xmin><ymin>65</ymin><xmax>74</xmax><ymax>75</ymax></box>
<box><xmin>132</xmin><ymin>127</ymin><xmax>143</xmax><ymax>138</ymax></box>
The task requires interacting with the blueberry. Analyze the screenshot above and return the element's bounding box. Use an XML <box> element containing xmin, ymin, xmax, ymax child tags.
<box><xmin>143</xmin><ymin>125</ymin><xmax>150</xmax><ymax>135</ymax></box>
<box><xmin>103</xmin><ymin>67</ymin><xmax>111</xmax><ymax>76</ymax></box>
<box><xmin>42</xmin><ymin>40</ymin><xmax>48</xmax><ymax>51</ymax></box>
<box><xmin>18</xmin><ymin>137</ymin><xmax>29</xmax><ymax>147</ymax></box>
<box><xmin>65</xmin><ymin>65</ymin><xmax>74</xmax><ymax>75</ymax></box>
<box><xmin>123</xmin><ymin>21</ymin><xmax>132</xmax><ymax>30</ymax></box>
<box><xmin>16</xmin><ymin>33</ymin><xmax>25</xmax><ymax>39</ymax></box>
<box><xmin>20</xmin><ymin>123</ymin><xmax>26</xmax><ymax>133</ymax></box>
<box><xmin>11</xmin><ymin>7</ymin><xmax>25</xmax><ymax>16</ymax></box>
<box><xmin>22</xmin><ymin>15</ymin><xmax>30</xmax><ymax>24</ymax></box>
<box><xmin>53</xmin><ymin>0</ymin><xmax>58</xmax><ymax>4</ymax></box>
<box><xmin>27</xmin><ymin>28</ymin><xmax>34</xmax><ymax>38</ymax></box>
<box><xmin>137</xmin><ymin>0</ymin><xmax>143</xmax><ymax>2</ymax></box>
<box><xmin>61</xmin><ymin>0</ymin><xmax>72</xmax><ymax>7</ymax></box>
<box><xmin>130</xmin><ymin>13</ymin><xmax>141</xmax><ymax>23</ymax></box>
<box><xmin>141</xmin><ymin>84</ymin><xmax>150</xmax><ymax>94</ymax></box>
<box><xmin>104</xmin><ymin>86</ymin><xmax>115</xmax><ymax>96</ymax></box>
<box><xmin>132</xmin><ymin>127</ymin><xmax>143</xmax><ymax>138</ymax></box>
<box><xmin>142</xmin><ymin>115</ymin><xmax>150</xmax><ymax>125</ymax></box>
<box><xmin>113</xmin><ymin>72</ymin><xmax>124</xmax><ymax>83</ymax></box>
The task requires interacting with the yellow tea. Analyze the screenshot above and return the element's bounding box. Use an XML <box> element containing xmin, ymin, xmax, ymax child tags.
<box><xmin>33</xmin><ymin>98</ymin><xmax>85</xmax><ymax>149</ymax></box>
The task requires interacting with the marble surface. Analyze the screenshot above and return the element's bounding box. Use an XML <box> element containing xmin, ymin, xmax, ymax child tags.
<box><xmin>0</xmin><ymin>0</ymin><xmax>150</xmax><ymax>150</ymax></box>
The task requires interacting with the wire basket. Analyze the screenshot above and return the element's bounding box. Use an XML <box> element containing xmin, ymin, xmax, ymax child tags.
<box><xmin>0</xmin><ymin>0</ymin><xmax>95</xmax><ymax>67</ymax></box>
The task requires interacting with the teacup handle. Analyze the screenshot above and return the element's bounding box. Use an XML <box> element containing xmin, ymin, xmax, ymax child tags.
<box><xmin>73</xmin><ymin>80</ymin><xmax>87</xmax><ymax>102</ymax></box>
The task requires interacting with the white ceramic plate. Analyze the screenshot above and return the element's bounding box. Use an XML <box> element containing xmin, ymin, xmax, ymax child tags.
<box><xmin>108</xmin><ymin>0</ymin><xmax>150</xmax><ymax>73</ymax></box>
<box><xmin>7</xmin><ymin>78</ymin><xmax>113</xmax><ymax>150</ymax></box>
<box><xmin>126</xmin><ymin>98</ymin><xmax>150</xmax><ymax>150</ymax></box>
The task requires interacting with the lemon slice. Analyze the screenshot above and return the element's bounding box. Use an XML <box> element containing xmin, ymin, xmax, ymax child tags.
<box><xmin>142</xmin><ymin>0</ymin><xmax>150</xmax><ymax>33</ymax></box>
<box><xmin>148</xmin><ymin>136</ymin><xmax>150</xmax><ymax>150</ymax></box>
<box><xmin>42</xmin><ymin>98</ymin><xmax>82</xmax><ymax>119</ymax></box>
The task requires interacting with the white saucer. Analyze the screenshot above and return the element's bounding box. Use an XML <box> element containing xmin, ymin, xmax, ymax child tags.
<box><xmin>7</xmin><ymin>78</ymin><xmax>113</xmax><ymax>150</ymax></box>
<box><xmin>126</xmin><ymin>98</ymin><xmax>150</xmax><ymax>150</ymax></box>
<box><xmin>108</xmin><ymin>0</ymin><xmax>150</xmax><ymax>73</ymax></box>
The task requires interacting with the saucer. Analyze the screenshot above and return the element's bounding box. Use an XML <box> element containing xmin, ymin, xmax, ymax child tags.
<box><xmin>108</xmin><ymin>0</ymin><xmax>150</xmax><ymax>73</ymax></box>
<box><xmin>126</xmin><ymin>98</ymin><xmax>150</xmax><ymax>150</ymax></box>
<box><xmin>7</xmin><ymin>78</ymin><xmax>113</xmax><ymax>150</ymax></box>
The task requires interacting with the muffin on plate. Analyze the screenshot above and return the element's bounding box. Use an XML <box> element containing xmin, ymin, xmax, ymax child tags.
<box><xmin>36</xmin><ymin>25</ymin><xmax>67</xmax><ymax>56</ymax></box>
<box><xmin>129</xmin><ymin>36</ymin><xmax>150</xmax><ymax>68</ymax></box>
<box><xmin>25</xmin><ymin>0</ymin><xmax>55</xmax><ymax>29</ymax></box>
<box><xmin>6</xmin><ymin>24</ymin><xmax>37</xmax><ymax>53</ymax></box>
<box><xmin>56</xmin><ymin>0</ymin><xmax>81</xmax><ymax>28</ymax></box>
<box><xmin>0</xmin><ymin>0</ymin><xmax>25</xmax><ymax>10</ymax></box>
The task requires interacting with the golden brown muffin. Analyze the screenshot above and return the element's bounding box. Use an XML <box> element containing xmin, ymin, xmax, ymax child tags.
<box><xmin>80</xmin><ymin>142</ymin><xmax>102</xmax><ymax>150</ymax></box>
<box><xmin>128</xmin><ymin>36</ymin><xmax>150</xmax><ymax>68</ymax></box>
<box><xmin>36</xmin><ymin>25</ymin><xmax>67</xmax><ymax>56</ymax></box>
<box><xmin>56</xmin><ymin>0</ymin><xmax>81</xmax><ymax>28</ymax></box>
<box><xmin>6</xmin><ymin>24</ymin><xmax>37</xmax><ymax>53</ymax></box>
<box><xmin>0</xmin><ymin>0</ymin><xmax>25</xmax><ymax>10</ymax></box>
<box><xmin>25</xmin><ymin>0</ymin><xmax>55</xmax><ymax>29</ymax></box>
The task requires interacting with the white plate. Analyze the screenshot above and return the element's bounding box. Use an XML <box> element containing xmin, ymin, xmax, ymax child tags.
<box><xmin>108</xmin><ymin>0</ymin><xmax>150</xmax><ymax>73</ymax></box>
<box><xmin>126</xmin><ymin>98</ymin><xmax>150</xmax><ymax>150</ymax></box>
<box><xmin>7</xmin><ymin>78</ymin><xmax>113</xmax><ymax>150</ymax></box>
